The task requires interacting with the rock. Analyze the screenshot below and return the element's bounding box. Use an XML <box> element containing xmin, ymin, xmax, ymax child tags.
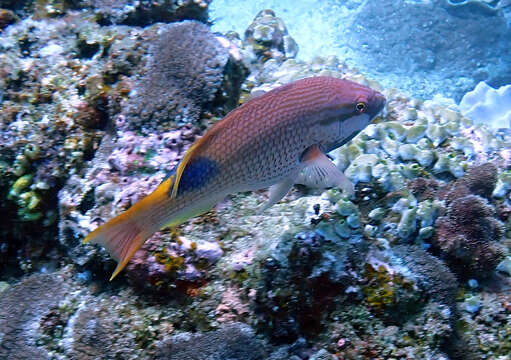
<box><xmin>154</xmin><ymin>323</ymin><xmax>268</xmax><ymax>360</ymax></box>
<box><xmin>0</xmin><ymin>273</ymin><xmax>70</xmax><ymax>359</ymax></box>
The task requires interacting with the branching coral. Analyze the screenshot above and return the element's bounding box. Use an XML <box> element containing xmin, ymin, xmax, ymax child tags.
<box><xmin>433</xmin><ymin>194</ymin><xmax>505</xmax><ymax>277</ymax></box>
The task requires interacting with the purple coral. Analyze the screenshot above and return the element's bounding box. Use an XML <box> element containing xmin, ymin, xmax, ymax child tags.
<box><xmin>440</xmin><ymin>162</ymin><xmax>498</xmax><ymax>201</ymax></box>
<box><xmin>124</xmin><ymin>20</ymin><xmax>230</xmax><ymax>129</ymax></box>
<box><xmin>429</xmin><ymin>163</ymin><xmax>506</xmax><ymax>278</ymax></box>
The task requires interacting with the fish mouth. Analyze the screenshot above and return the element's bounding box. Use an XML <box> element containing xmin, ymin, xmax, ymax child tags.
<box><xmin>369</xmin><ymin>91</ymin><xmax>386</xmax><ymax>119</ymax></box>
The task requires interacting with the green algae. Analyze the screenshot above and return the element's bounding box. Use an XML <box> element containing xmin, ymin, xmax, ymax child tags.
<box><xmin>154</xmin><ymin>249</ymin><xmax>185</xmax><ymax>275</ymax></box>
<box><xmin>362</xmin><ymin>263</ymin><xmax>423</xmax><ymax>319</ymax></box>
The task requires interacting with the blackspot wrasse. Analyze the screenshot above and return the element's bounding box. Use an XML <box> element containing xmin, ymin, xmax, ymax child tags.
<box><xmin>84</xmin><ymin>76</ymin><xmax>386</xmax><ymax>280</ymax></box>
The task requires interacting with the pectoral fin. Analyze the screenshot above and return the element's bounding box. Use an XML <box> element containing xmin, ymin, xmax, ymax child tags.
<box><xmin>297</xmin><ymin>145</ymin><xmax>355</xmax><ymax>196</ymax></box>
<box><xmin>257</xmin><ymin>176</ymin><xmax>295</xmax><ymax>214</ymax></box>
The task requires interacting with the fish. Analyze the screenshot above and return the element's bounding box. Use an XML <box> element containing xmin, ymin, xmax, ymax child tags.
<box><xmin>84</xmin><ymin>76</ymin><xmax>386</xmax><ymax>280</ymax></box>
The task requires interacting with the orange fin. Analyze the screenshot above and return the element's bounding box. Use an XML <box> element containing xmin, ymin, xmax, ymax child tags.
<box><xmin>84</xmin><ymin>177</ymin><xmax>173</xmax><ymax>280</ymax></box>
<box><xmin>171</xmin><ymin>142</ymin><xmax>198</xmax><ymax>198</ymax></box>
<box><xmin>84</xmin><ymin>216</ymin><xmax>149</xmax><ymax>280</ymax></box>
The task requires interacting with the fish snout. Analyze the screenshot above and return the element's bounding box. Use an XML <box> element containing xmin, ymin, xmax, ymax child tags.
<box><xmin>369</xmin><ymin>91</ymin><xmax>386</xmax><ymax>118</ymax></box>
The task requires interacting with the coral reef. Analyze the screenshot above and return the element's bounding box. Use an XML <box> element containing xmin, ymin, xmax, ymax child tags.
<box><xmin>327</xmin><ymin>301</ymin><xmax>454</xmax><ymax>359</ymax></box>
<box><xmin>125</xmin><ymin>231</ymin><xmax>223</xmax><ymax>294</ymax></box>
<box><xmin>1</xmin><ymin>4</ymin><xmax>511</xmax><ymax>360</ymax></box>
<box><xmin>456</xmin><ymin>291</ymin><xmax>511</xmax><ymax>359</ymax></box>
<box><xmin>363</xmin><ymin>245</ymin><xmax>458</xmax><ymax>323</ymax></box>
<box><xmin>457</xmin><ymin>162</ymin><xmax>499</xmax><ymax>200</ymax></box>
<box><xmin>254</xmin><ymin>230</ymin><xmax>363</xmax><ymax>343</ymax></box>
<box><xmin>211</xmin><ymin>0</ymin><xmax>511</xmax><ymax>100</ymax></box>
<box><xmin>0</xmin><ymin>9</ymin><xmax>245</xmax><ymax>275</ymax></box>
<box><xmin>429</xmin><ymin>163</ymin><xmax>508</xmax><ymax>278</ymax></box>
<box><xmin>0</xmin><ymin>12</ymin><xmax>139</xmax><ymax>273</ymax></box>
<box><xmin>243</xmin><ymin>9</ymin><xmax>298</xmax><ymax>65</ymax></box>
<box><xmin>87</xmin><ymin>0</ymin><xmax>211</xmax><ymax>26</ymax></box>
<box><xmin>0</xmin><ymin>272</ymin><xmax>71</xmax><ymax>359</ymax></box>
<box><xmin>0</xmin><ymin>0</ymin><xmax>211</xmax><ymax>25</ymax></box>
<box><xmin>58</xmin><ymin>126</ymin><xmax>199</xmax><ymax>274</ymax></box>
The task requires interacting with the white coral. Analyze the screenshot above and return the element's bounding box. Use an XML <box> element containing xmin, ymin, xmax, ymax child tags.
<box><xmin>459</xmin><ymin>81</ymin><xmax>511</xmax><ymax>128</ymax></box>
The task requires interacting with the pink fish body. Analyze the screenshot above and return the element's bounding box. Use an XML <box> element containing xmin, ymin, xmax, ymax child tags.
<box><xmin>84</xmin><ymin>76</ymin><xmax>385</xmax><ymax>279</ymax></box>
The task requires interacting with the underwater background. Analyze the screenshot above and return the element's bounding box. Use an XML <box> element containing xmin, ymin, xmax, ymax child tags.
<box><xmin>0</xmin><ymin>0</ymin><xmax>510</xmax><ymax>359</ymax></box>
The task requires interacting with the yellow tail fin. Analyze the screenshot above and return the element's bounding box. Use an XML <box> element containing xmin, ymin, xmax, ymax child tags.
<box><xmin>83</xmin><ymin>178</ymin><xmax>173</xmax><ymax>280</ymax></box>
<box><xmin>83</xmin><ymin>214</ymin><xmax>150</xmax><ymax>281</ymax></box>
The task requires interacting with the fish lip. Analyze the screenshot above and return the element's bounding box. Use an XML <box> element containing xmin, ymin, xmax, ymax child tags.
<box><xmin>375</xmin><ymin>91</ymin><xmax>386</xmax><ymax>109</ymax></box>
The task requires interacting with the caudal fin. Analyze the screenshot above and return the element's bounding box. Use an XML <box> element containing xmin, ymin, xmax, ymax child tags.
<box><xmin>83</xmin><ymin>214</ymin><xmax>151</xmax><ymax>280</ymax></box>
<box><xmin>84</xmin><ymin>178</ymin><xmax>173</xmax><ymax>280</ymax></box>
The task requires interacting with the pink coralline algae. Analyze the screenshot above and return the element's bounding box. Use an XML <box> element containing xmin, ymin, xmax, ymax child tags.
<box><xmin>58</xmin><ymin>122</ymin><xmax>202</xmax><ymax>271</ymax></box>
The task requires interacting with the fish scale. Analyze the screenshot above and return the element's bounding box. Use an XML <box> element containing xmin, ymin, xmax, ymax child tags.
<box><xmin>84</xmin><ymin>76</ymin><xmax>385</xmax><ymax>280</ymax></box>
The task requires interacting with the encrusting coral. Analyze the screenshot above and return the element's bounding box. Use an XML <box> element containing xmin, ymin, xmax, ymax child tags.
<box><xmin>154</xmin><ymin>323</ymin><xmax>268</xmax><ymax>360</ymax></box>
<box><xmin>254</xmin><ymin>230</ymin><xmax>359</xmax><ymax>343</ymax></box>
<box><xmin>363</xmin><ymin>245</ymin><xmax>458</xmax><ymax>324</ymax></box>
<box><xmin>0</xmin><ymin>273</ymin><xmax>71</xmax><ymax>359</ymax></box>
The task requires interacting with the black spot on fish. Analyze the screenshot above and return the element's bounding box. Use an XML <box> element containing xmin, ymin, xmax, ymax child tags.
<box><xmin>164</xmin><ymin>156</ymin><xmax>219</xmax><ymax>195</ymax></box>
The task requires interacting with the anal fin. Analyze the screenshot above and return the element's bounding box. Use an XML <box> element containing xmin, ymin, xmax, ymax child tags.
<box><xmin>296</xmin><ymin>145</ymin><xmax>354</xmax><ymax>197</ymax></box>
<box><xmin>257</xmin><ymin>177</ymin><xmax>295</xmax><ymax>214</ymax></box>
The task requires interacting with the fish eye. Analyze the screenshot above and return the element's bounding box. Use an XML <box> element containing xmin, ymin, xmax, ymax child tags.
<box><xmin>356</xmin><ymin>102</ymin><xmax>367</xmax><ymax>113</ymax></box>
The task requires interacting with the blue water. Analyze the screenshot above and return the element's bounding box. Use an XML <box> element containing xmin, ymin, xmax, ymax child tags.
<box><xmin>211</xmin><ymin>0</ymin><xmax>511</xmax><ymax>101</ymax></box>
